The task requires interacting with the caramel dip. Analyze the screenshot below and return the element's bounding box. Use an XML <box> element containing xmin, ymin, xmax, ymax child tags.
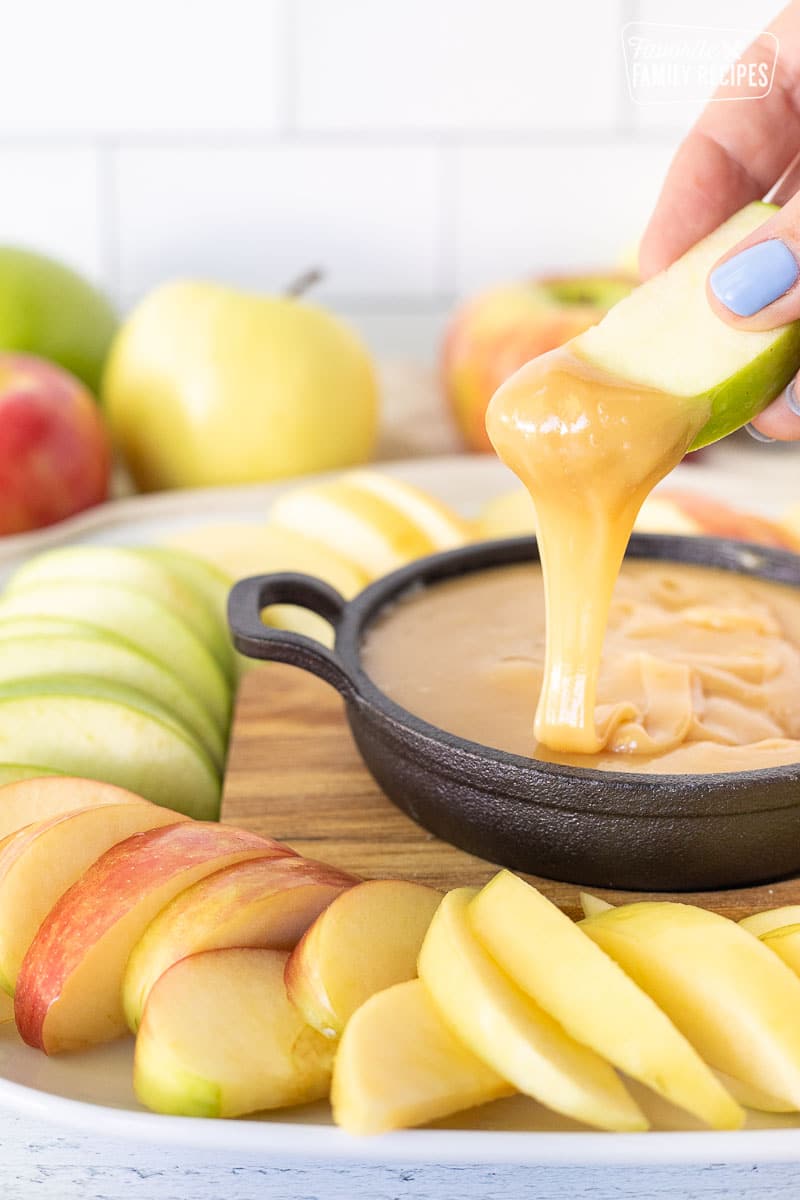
<box><xmin>362</xmin><ymin>559</ymin><xmax>800</xmax><ymax>775</ymax></box>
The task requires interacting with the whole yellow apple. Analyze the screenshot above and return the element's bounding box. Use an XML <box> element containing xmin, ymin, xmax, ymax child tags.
<box><xmin>102</xmin><ymin>282</ymin><xmax>379</xmax><ymax>490</ymax></box>
<box><xmin>442</xmin><ymin>276</ymin><xmax>634</xmax><ymax>453</ymax></box>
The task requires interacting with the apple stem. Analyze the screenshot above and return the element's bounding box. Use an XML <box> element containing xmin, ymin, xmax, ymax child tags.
<box><xmin>284</xmin><ymin>268</ymin><xmax>325</xmax><ymax>298</ymax></box>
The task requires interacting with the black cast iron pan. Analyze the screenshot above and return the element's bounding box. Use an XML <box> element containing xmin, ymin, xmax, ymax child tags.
<box><xmin>228</xmin><ymin>534</ymin><xmax>800</xmax><ymax>892</ymax></box>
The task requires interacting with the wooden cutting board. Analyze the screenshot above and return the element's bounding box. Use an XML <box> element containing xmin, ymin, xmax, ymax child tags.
<box><xmin>222</xmin><ymin>664</ymin><xmax>800</xmax><ymax>920</ymax></box>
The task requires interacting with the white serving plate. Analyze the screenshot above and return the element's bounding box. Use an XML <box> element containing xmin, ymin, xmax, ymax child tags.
<box><xmin>2</xmin><ymin>448</ymin><xmax>800</xmax><ymax>1165</ymax></box>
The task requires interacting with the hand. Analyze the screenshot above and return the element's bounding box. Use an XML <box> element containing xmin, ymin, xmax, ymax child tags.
<box><xmin>639</xmin><ymin>3</ymin><xmax>800</xmax><ymax>441</ymax></box>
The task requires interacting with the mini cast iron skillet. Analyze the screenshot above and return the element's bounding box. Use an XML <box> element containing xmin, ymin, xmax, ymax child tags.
<box><xmin>228</xmin><ymin>534</ymin><xmax>800</xmax><ymax>892</ymax></box>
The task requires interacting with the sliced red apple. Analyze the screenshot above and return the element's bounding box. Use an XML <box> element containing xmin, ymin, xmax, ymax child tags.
<box><xmin>15</xmin><ymin>822</ymin><xmax>292</xmax><ymax>1053</ymax></box>
<box><xmin>0</xmin><ymin>776</ymin><xmax>146</xmax><ymax>841</ymax></box>
<box><xmin>134</xmin><ymin>948</ymin><xmax>334</xmax><ymax>1118</ymax></box>
<box><xmin>285</xmin><ymin>879</ymin><xmax>442</xmax><ymax>1037</ymax></box>
<box><xmin>0</xmin><ymin>801</ymin><xmax>190</xmax><ymax>996</ymax></box>
<box><xmin>123</xmin><ymin>854</ymin><xmax>357</xmax><ymax>1032</ymax></box>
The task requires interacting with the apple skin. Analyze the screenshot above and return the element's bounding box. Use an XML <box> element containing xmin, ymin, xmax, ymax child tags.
<box><xmin>123</xmin><ymin>853</ymin><xmax>357</xmax><ymax>1033</ymax></box>
<box><xmin>442</xmin><ymin>276</ymin><xmax>634</xmax><ymax>453</ymax></box>
<box><xmin>14</xmin><ymin>821</ymin><xmax>292</xmax><ymax>1053</ymax></box>
<box><xmin>102</xmin><ymin>281</ymin><xmax>379</xmax><ymax>491</ymax></box>
<box><xmin>0</xmin><ymin>353</ymin><xmax>111</xmax><ymax>535</ymax></box>
<box><xmin>0</xmin><ymin>247</ymin><xmax>117</xmax><ymax>393</ymax></box>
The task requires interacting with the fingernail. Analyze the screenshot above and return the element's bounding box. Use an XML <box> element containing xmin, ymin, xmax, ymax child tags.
<box><xmin>746</xmin><ymin>423</ymin><xmax>776</xmax><ymax>443</ymax></box>
<box><xmin>786</xmin><ymin>378</ymin><xmax>800</xmax><ymax>417</ymax></box>
<box><xmin>710</xmin><ymin>239</ymin><xmax>799</xmax><ymax>317</ymax></box>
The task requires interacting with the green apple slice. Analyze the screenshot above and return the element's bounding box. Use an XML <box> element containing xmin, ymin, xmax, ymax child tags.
<box><xmin>573</xmin><ymin>202</ymin><xmax>800</xmax><ymax>448</ymax></box>
<box><xmin>0</xmin><ymin>676</ymin><xmax>220</xmax><ymax>819</ymax></box>
<box><xmin>0</xmin><ymin>631</ymin><xmax>225</xmax><ymax>769</ymax></box>
<box><xmin>0</xmin><ymin>617</ymin><xmax>101</xmax><ymax>641</ymax></box>
<box><xmin>0</xmin><ymin>581</ymin><xmax>231</xmax><ymax>731</ymax></box>
<box><xmin>140</xmin><ymin>547</ymin><xmax>231</xmax><ymax>623</ymax></box>
<box><xmin>0</xmin><ymin>765</ymin><xmax>63</xmax><ymax>787</ymax></box>
<box><xmin>6</xmin><ymin>547</ymin><xmax>235</xmax><ymax>684</ymax></box>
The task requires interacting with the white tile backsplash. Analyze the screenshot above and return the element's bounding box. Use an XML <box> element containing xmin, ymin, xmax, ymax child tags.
<box><xmin>452</xmin><ymin>142</ymin><xmax>675</xmax><ymax>292</ymax></box>
<box><xmin>0</xmin><ymin>0</ymin><xmax>787</xmax><ymax>362</ymax></box>
<box><xmin>0</xmin><ymin>0</ymin><xmax>284</xmax><ymax>135</ymax></box>
<box><xmin>295</xmin><ymin>0</ymin><xmax>620</xmax><ymax>132</ymax></box>
<box><xmin>116</xmin><ymin>146</ymin><xmax>442</xmax><ymax>305</ymax></box>
<box><xmin>0</xmin><ymin>150</ymin><xmax>103</xmax><ymax>281</ymax></box>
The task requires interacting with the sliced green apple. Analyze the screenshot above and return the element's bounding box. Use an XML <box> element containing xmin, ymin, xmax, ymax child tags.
<box><xmin>6</xmin><ymin>547</ymin><xmax>234</xmax><ymax>684</ymax></box>
<box><xmin>0</xmin><ymin>580</ymin><xmax>231</xmax><ymax>731</ymax></box>
<box><xmin>0</xmin><ymin>630</ymin><xmax>225</xmax><ymax>769</ymax></box>
<box><xmin>0</xmin><ymin>676</ymin><xmax>221</xmax><ymax>819</ymax></box>
<box><xmin>140</xmin><ymin>547</ymin><xmax>231</xmax><ymax>624</ymax></box>
<box><xmin>573</xmin><ymin>202</ymin><xmax>800</xmax><ymax>448</ymax></box>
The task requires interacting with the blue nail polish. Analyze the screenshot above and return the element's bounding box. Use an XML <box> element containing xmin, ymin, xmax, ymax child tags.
<box><xmin>745</xmin><ymin>422</ymin><xmax>775</xmax><ymax>443</ymax></box>
<box><xmin>786</xmin><ymin>379</ymin><xmax>800</xmax><ymax>417</ymax></box>
<box><xmin>710</xmin><ymin>239</ymin><xmax>799</xmax><ymax>317</ymax></box>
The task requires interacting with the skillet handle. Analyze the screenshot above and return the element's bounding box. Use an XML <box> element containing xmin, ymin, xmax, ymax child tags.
<box><xmin>227</xmin><ymin>573</ymin><xmax>358</xmax><ymax>699</ymax></box>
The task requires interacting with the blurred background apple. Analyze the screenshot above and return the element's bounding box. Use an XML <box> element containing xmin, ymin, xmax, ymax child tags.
<box><xmin>0</xmin><ymin>354</ymin><xmax>111</xmax><ymax>535</ymax></box>
<box><xmin>441</xmin><ymin>275</ymin><xmax>635</xmax><ymax>452</ymax></box>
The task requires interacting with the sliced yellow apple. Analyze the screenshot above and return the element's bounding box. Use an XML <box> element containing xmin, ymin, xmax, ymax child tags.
<box><xmin>332</xmin><ymin>978</ymin><xmax>512</xmax><ymax>1135</ymax></box>
<box><xmin>0</xmin><ymin>801</ymin><xmax>190</xmax><ymax>996</ymax></box>
<box><xmin>418</xmin><ymin>888</ymin><xmax>646</xmax><ymax>1131</ymax></box>
<box><xmin>15</xmin><ymin>822</ymin><xmax>291</xmax><ymax>1053</ymax></box>
<box><xmin>269</xmin><ymin>478</ymin><xmax>438</xmax><ymax>579</ymax></box>
<box><xmin>134</xmin><ymin>948</ymin><xmax>334</xmax><ymax>1118</ymax></box>
<box><xmin>167</xmin><ymin>521</ymin><xmax>367</xmax><ymax>645</ymax></box>
<box><xmin>581</xmin><ymin>902</ymin><xmax>800</xmax><ymax>1107</ymax></box>
<box><xmin>285</xmin><ymin>879</ymin><xmax>442</xmax><ymax>1037</ymax></box>
<box><xmin>469</xmin><ymin>873</ymin><xmax>741</xmax><ymax>1130</ymax></box>
<box><xmin>123</xmin><ymin>854</ymin><xmax>355</xmax><ymax>1032</ymax></box>
<box><xmin>760</xmin><ymin>923</ymin><xmax>800</xmax><ymax>977</ymax></box>
<box><xmin>344</xmin><ymin>471</ymin><xmax>469</xmax><ymax>551</ymax></box>
<box><xmin>0</xmin><ymin>776</ymin><xmax>143</xmax><ymax>841</ymax></box>
<box><xmin>739</xmin><ymin>906</ymin><xmax>800</xmax><ymax>937</ymax></box>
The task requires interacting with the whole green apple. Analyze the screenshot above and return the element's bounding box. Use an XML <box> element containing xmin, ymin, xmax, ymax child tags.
<box><xmin>103</xmin><ymin>282</ymin><xmax>379</xmax><ymax>491</ymax></box>
<box><xmin>0</xmin><ymin>248</ymin><xmax>117</xmax><ymax>393</ymax></box>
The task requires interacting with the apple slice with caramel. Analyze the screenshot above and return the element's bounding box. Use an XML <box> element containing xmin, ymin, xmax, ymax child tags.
<box><xmin>15</xmin><ymin>822</ymin><xmax>292</xmax><ymax>1053</ymax></box>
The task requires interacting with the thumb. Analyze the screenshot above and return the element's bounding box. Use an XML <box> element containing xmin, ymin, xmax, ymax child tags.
<box><xmin>707</xmin><ymin>199</ymin><xmax>800</xmax><ymax>331</ymax></box>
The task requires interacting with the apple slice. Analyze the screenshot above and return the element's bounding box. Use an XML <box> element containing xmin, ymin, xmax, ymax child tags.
<box><xmin>760</xmin><ymin>923</ymin><xmax>800</xmax><ymax>976</ymax></box>
<box><xmin>573</xmin><ymin>203</ymin><xmax>800</xmax><ymax>448</ymax></box>
<box><xmin>579</xmin><ymin>892</ymin><xmax>613</xmax><ymax>919</ymax></box>
<box><xmin>7</xmin><ymin>546</ymin><xmax>234</xmax><ymax>683</ymax></box>
<box><xmin>0</xmin><ymin>580</ymin><xmax>231</xmax><ymax>731</ymax></box>
<box><xmin>417</xmin><ymin>888</ymin><xmax>646</xmax><ymax>1131</ymax></box>
<box><xmin>0</xmin><ymin>801</ymin><xmax>190</xmax><ymax>995</ymax></box>
<box><xmin>285</xmin><ymin>879</ymin><xmax>442</xmax><ymax>1037</ymax></box>
<box><xmin>166</xmin><ymin>521</ymin><xmax>367</xmax><ymax>646</ymax></box>
<box><xmin>269</xmin><ymin>478</ymin><xmax>439</xmax><ymax>579</ymax></box>
<box><xmin>343</xmin><ymin>471</ymin><xmax>469</xmax><ymax>551</ymax></box>
<box><xmin>0</xmin><ymin>676</ymin><xmax>221</xmax><ymax>818</ymax></box>
<box><xmin>140</xmin><ymin>547</ymin><xmax>231</xmax><ymax>625</ymax></box>
<box><xmin>739</xmin><ymin>906</ymin><xmax>800</xmax><ymax>937</ymax></box>
<box><xmin>15</xmin><ymin>821</ymin><xmax>289</xmax><ymax>1053</ymax></box>
<box><xmin>123</xmin><ymin>854</ymin><xmax>355</xmax><ymax>1032</ymax></box>
<box><xmin>581</xmin><ymin>902</ymin><xmax>800</xmax><ymax>1108</ymax></box>
<box><xmin>0</xmin><ymin>630</ymin><xmax>225</xmax><ymax>769</ymax></box>
<box><xmin>134</xmin><ymin>948</ymin><xmax>334</xmax><ymax>1118</ymax></box>
<box><xmin>469</xmin><ymin>873</ymin><xmax>741</xmax><ymax>1130</ymax></box>
<box><xmin>0</xmin><ymin>765</ymin><xmax>63</xmax><ymax>792</ymax></box>
<box><xmin>475</xmin><ymin>489</ymin><xmax>536</xmax><ymax>541</ymax></box>
<box><xmin>332</xmin><ymin>978</ymin><xmax>512</xmax><ymax>1135</ymax></box>
<box><xmin>0</xmin><ymin>775</ymin><xmax>142</xmax><ymax>840</ymax></box>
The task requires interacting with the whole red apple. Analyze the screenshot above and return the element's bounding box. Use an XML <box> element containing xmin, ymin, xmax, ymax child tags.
<box><xmin>442</xmin><ymin>276</ymin><xmax>635</xmax><ymax>453</ymax></box>
<box><xmin>0</xmin><ymin>353</ymin><xmax>111</xmax><ymax>535</ymax></box>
